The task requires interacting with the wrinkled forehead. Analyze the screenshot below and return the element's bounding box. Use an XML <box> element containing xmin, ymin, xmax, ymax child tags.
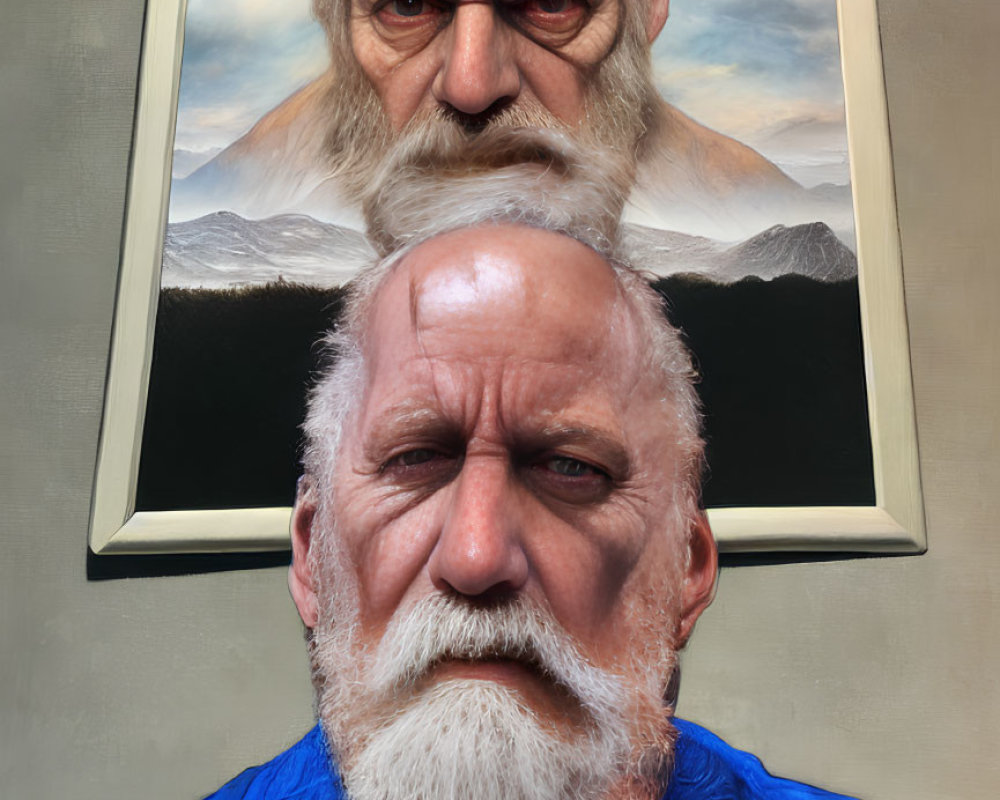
<box><xmin>364</xmin><ymin>225</ymin><xmax>639</xmax><ymax>369</ymax></box>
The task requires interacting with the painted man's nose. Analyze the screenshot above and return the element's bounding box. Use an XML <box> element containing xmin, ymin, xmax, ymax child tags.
<box><xmin>432</xmin><ymin>3</ymin><xmax>521</xmax><ymax>118</ymax></box>
<box><xmin>428</xmin><ymin>459</ymin><xmax>529</xmax><ymax>599</ymax></box>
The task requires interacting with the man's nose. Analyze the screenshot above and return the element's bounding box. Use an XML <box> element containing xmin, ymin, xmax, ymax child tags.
<box><xmin>431</xmin><ymin>3</ymin><xmax>521</xmax><ymax>117</ymax></box>
<box><xmin>428</xmin><ymin>457</ymin><xmax>529</xmax><ymax>598</ymax></box>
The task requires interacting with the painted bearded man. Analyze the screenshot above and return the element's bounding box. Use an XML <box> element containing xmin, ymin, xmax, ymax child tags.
<box><xmin>206</xmin><ymin>173</ymin><xmax>856</xmax><ymax>800</ymax></box>
<box><xmin>179</xmin><ymin>0</ymin><xmax>802</xmax><ymax>238</ymax></box>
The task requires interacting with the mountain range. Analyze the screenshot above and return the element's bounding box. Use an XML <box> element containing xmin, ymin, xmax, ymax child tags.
<box><xmin>625</xmin><ymin>220</ymin><xmax>857</xmax><ymax>283</ymax></box>
<box><xmin>162</xmin><ymin>211</ymin><xmax>374</xmax><ymax>289</ymax></box>
<box><xmin>160</xmin><ymin>211</ymin><xmax>857</xmax><ymax>289</ymax></box>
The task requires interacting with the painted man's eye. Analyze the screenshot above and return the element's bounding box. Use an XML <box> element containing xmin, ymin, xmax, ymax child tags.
<box><xmin>375</xmin><ymin>0</ymin><xmax>445</xmax><ymax>20</ymax></box>
<box><xmin>374</xmin><ymin>0</ymin><xmax>448</xmax><ymax>28</ymax></box>
<box><xmin>389</xmin><ymin>0</ymin><xmax>426</xmax><ymax>16</ymax></box>
<box><xmin>534</xmin><ymin>0</ymin><xmax>575</xmax><ymax>13</ymax></box>
<box><xmin>506</xmin><ymin>0</ymin><xmax>590</xmax><ymax>41</ymax></box>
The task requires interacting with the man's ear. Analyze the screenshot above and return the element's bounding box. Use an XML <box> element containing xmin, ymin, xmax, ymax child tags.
<box><xmin>675</xmin><ymin>511</ymin><xmax>717</xmax><ymax>649</ymax></box>
<box><xmin>646</xmin><ymin>0</ymin><xmax>670</xmax><ymax>44</ymax></box>
<box><xmin>289</xmin><ymin>476</ymin><xmax>319</xmax><ymax>629</ymax></box>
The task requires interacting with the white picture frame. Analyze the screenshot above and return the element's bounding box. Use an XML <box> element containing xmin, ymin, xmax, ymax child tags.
<box><xmin>90</xmin><ymin>0</ymin><xmax>925</xmax><ymax>555</ymax></box>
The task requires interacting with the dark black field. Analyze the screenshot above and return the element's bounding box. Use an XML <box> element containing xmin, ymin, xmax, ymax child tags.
<box><xmin>135</xmin><ymin>275</ymin><xmax>874</xmax><ymax>512</ymax></box>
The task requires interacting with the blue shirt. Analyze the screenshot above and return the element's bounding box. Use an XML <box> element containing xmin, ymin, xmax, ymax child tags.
<box><xmin>205</xmin><ymin>719</ymin><xmax>858</xmax><ymax>799</ymax></box>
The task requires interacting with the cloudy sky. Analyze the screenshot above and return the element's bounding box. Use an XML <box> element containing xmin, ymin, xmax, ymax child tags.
<box><xmin>173</xmin><ymin>0</ymin><xmax>849</xmax><ymax>186</ymax></box>
<box><xmin>653</xmin><ymin>0</ymin><xmax>849</xmax><ymax>185</ymax></box>
<box><xmin>172</xmin><ymin>0</ymin><xmax>324</xmax><ymax>155</ymax></box>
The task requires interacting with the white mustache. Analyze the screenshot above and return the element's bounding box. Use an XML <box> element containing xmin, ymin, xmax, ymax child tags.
<box><xmin>361</xmin><ymin>121</ymin><xmax>629</xmax><ymax>257</ymax></box>
<box><xmin>373</xmin><ymin>121</ymin><xmax>577</xmax><ymax>188</ymax></box>
<box><xmin>367</xmin><ymin>593</ymin><xmax>627</xmax><ymax>728</ymax></box>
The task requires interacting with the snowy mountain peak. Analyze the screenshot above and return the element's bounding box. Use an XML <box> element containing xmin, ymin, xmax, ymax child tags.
<box><xmin>625</xmin><ymin>220</ymin><xmax>857</xmax><ymax>282</ymax></box>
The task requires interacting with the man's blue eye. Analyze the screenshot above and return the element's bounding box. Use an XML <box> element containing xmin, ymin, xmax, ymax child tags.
<box><xmin>391</xmin><ymin>448</ymin><xmax>439</xmax><ymax>467</ymax></box>
<box><xmin>547</xmin><ymin>457</ymin><xmax>601</xmax><ymax>477</ymax></box>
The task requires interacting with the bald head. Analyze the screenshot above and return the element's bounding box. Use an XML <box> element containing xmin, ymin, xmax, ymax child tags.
<box><xmin>303</xmin><ymin>223</ymin><xmax>703</xmax><ymax>518</ymax></box>
<box><xmin>367</xmin><ymin>226</ymin><xmax>633</xmax><ymax>382</ymax></box>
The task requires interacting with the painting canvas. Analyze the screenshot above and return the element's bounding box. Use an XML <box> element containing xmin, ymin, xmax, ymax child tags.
<box><xmin>89</xmin><ymin>0</ymin><xmax>924</xmax><ymax>554</ymax></box>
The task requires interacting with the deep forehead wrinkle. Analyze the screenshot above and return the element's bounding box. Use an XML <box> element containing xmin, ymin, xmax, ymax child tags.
<box><xmin>362</xmin><ymin>393</ymin><xmax>634</xmax><ymax>475</ymax></box>
<box><xmin>408</xmin><ymin>248</ymin><xmax>532</xmax><ymax>334</ymax></box>
<box><xmin>374</xmin><ymin>224</ymin><xmax>653</xmax><ymax>406</ymax></box>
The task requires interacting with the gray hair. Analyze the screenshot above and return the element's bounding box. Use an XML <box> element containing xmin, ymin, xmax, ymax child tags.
<box><xmin>362</xmin><ymin>127</ymin><xmax>632</xmax><ymax>257</ymax></box>
<box><xmin>300</xmin><ymin>175</ymin><xmax>705</xmax><ymax>537</ymax></box>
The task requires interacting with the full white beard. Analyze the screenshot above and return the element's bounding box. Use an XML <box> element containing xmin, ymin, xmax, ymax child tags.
<box><xmin>344</xmin><ymin>679</ymin><xmax>621</xmax><ymax>800</ymax></box>
<box><xmin>323</xmin><ymin>3</ymin><xmax>657</xmax><ymax>216</ymax></box>
<box><xmin>309</xmin><ymin>592</ymin><xmax>679</xmax><ymax>800</ymax></box>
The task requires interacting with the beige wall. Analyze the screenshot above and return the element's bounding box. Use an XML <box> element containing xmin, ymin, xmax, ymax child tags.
<box><xmin>1</xmin><ymin>1</ymin><xmax>998</xmax><ymax>798</ymax></box>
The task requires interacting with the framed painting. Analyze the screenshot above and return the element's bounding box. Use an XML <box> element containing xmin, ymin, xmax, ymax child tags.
<box><xmin>90</xmin><ymin>0</ymin><xmax>924</xmax><ymax>554</ymax></box>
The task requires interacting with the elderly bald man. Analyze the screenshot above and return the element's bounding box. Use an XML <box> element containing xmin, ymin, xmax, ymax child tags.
<box><xmin>206</xmin><ymin>184</ymin><xmax>856</xmax><ymax>800</ymax></box>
